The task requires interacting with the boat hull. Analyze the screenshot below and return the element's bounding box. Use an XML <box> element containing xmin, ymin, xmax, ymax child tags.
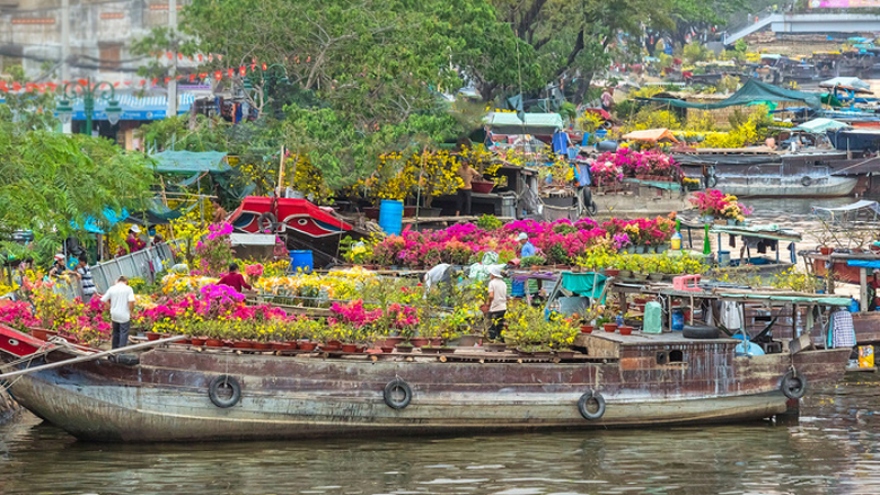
<box><xmin>716</xmin><ymin>177</ymin><xmax>857</xmax><ymax>198</ymax></box>
<box><xmin>2</xmin><ymin>344</ymin><xmax>850</xmax><ymax>442</ymax></box>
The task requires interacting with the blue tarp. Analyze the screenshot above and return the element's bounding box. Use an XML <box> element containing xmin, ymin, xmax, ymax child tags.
<box><xmin>71</xmin><ymin>208</ymin><xmax>129</xmax><ymax>234</ymax></box>
<box><xmin>66</xmin><ymin>94</ymin><xmax>196</xmax><ymax>121</ymax></box>
<box><xmin>847</xmin><ymin>259</ymin><xmax>880</xmax><ymax>269</ymax></box>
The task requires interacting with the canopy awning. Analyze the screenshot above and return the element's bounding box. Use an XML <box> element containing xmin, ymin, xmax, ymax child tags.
<box><xmin>646</xmin><ymin>79</ymin><xmax>822</xmax><ymax>109</ymax></box>
<box><xmin>151</xmin><ymin>151</ymin><xmax>230</xmax><ymax>174</ymax></box>
<box><xmin>793</xmin><ymin>118</ymin><xmax>849</xmax><ymax>133</ymax></box>
<box><xmin>622</xmin><ymin>128</ymin><xmax>679</xmax><ymax>143</ymax></box>
<box><xmin>820</xmin><ymin>77</ymin><xmax>873</xmax><ymax>94</ymax></box>
<box><xmin>67</xmin><ymin>94</ymin><xmax>197</xmax><ymax>121</ymax></box>
<box><xmin>485</xmin><ymin>112</ymin><xmax>564</xmax><ymax>134</ymax></box>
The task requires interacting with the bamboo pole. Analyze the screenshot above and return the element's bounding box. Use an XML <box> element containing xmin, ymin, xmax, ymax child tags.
<box><xmin>0</xmin><ymin>335</ymin><xmax>186</xmax><ymax>381</ymax></box>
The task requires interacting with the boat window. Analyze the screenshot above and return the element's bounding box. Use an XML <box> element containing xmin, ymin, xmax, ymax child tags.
<box><xmin>669</xmin><ymin>350</ymin><xmax>684</xmax><ymax>363</ymax></box>
<box><xmin>656</xmin><ymin>351</ymin><xmax>669</xmax><ymax>365</ymax></box>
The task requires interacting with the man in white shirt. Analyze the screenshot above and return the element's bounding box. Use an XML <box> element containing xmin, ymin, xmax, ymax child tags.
<box><xmin>101</xmin><ymin>276</ymin><xmax>136</xmax><ymax>349</ymax></box>
<box><xmin>486</xmin><ymin>265</ymin><xmax>508</xmax><ymax>341</ymax></box>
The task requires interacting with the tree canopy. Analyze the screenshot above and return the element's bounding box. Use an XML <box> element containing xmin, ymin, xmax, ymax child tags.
<box><xmin>0</xmin><ymin>114</ymin><xmax>155</xmax><ymax>245</ymax></box>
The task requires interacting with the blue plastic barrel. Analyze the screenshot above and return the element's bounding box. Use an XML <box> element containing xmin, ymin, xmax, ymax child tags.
<box><xmin>289</xmin><ymin>250</ymin><xmax>313</xmax><ymax>273</ymax></box>
<box><xmin>511</xmin><ymin>279</ymin><xmax>525</xmax><ymax>297</ymax></box>
<box><xmin>378</xmin><ymin>199</ymin><xmax>404</xmax><ymax>235</ymax></box>
<box><xmin>671</xmin><ymin>309</ymin><xmax>684</xmax><ymax>331</ymax></box>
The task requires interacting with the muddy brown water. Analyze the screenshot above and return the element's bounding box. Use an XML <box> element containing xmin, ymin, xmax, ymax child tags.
<box><xmin>0</xmin><ymin>375</ymin><xmax>878</xmax><ymax>495</ymax></box>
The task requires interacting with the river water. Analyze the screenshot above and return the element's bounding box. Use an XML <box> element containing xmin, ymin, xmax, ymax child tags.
<box><xmin>1</xmin><ymin>374</ymin><xmax>879</xmax><ymax>495</ymax></box>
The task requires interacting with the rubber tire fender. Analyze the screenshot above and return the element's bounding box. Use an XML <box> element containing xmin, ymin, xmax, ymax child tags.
<box><xmin>781</xmin><ymin>370</ymin><xmax>807</xmax><ymax>400</ymax></box>
<box><xmin>577</xmin><ymin>390</ymin><xmax>606</xmax><ymax>420</ymax></box>
<box><xmin>682</xmin><ymin>325</ymin><xmax>721</xmax><ymax>339</ymax></box>
<box><xmin>208</xmin><ymin>374</ymin><xmax>242</xmax><ymax>408</ymax></box>
<box><xmin>384</xmin><ymin>379</ymin><xmax>413</xmax><ymax>410</ymax></box>
<box><xmin>257</xmin><ymin>212</ymin><xmax>278</xmax><ymax>233</ymax></box>
<box><xmin>801</xmin><ymin>176</ymin><xmax>813</xmax><ymax>187</ymax></box>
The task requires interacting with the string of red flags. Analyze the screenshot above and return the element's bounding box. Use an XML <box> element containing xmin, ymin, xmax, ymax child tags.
<box><xmin>0</xmin><ymin>57</ymin><xmax>303</xmax><ymax>93</ymax></box>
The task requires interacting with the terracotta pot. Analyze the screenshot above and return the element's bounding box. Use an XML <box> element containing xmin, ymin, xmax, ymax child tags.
<box><xmin>233</xmin><ymin>340</ymin><xmax>253</xmax><ymax>349</ymax></box>
<box><xmin>439</xmin><ymin>347</ymin><xmax>456</xmax><ymax>354</ymax></box>
<box><xmin>381</xmin><ymin>336</ymin><xmax>405</xmax><ymax>347</ymax></box>
<box><xmin>380</xmin><ymin>346</ymin><xmax>395</xmax><ymax>353</ymax></box>
<box><xmin>395</xmin><ymin>344</ymin><xmax>413</xmax><ymax>354</ymax></box>
<box><xmin>471</xmin><ymin>180</ymin><xmax>494</xmax><ymax>194</ymax></box>
<box><xmin>30</xmin><ymin>328</ymin><xmax>57</xmax><ymax>341</ymax></box>
<box><xmin>363</xmin><ymin>206</ymin><xmax>380</xmax><ymax>220</ymax></box>
<box><xmin>605</xmin><ymin>269</ymin><xmax>620</xmax><ymax>277</ymax></box>
<box><xmin>430</xmin><ymin>338</ymin><xmax>443</xmax><ymax>347</ymax></box>
<box><xmin>322</xmin><ymin>342</ymin><xmax>342</xmax><ymax>352</ymax></box>
<box><xmin>603</xmin><ymin>323</ymin><xmax>618</xmax><ymax>333</ymax></box>
<box><xmin>205</xmin><ymin>338</ymin><xmax>223</xmax><ymax>348</ymax></box>
<box><xmin>618</xmin><ymin>325</ymin><xmax>634</xmax><ymax>336</ymax></box>
<box><xmin>173</xmin><ymin>338</ymin><xmax>190</xmax><ymax>345</ymax></box>
<box><xmin>341</xmin><ymin>343</ymin><xmax>359</xmax><ymax>353</ymax></box>
<box><xmin>285</xmin><ymin>341</ymin><xmax>299</xmax><ymax>350</ymax></box>
<box><xmin>254</xmin><ymin>342</ymin><xmax>271</xmax><ymax>350</ymax></box>
<box><xmin>298</xmin><ymin>341</ymin><xmax>318</xmax><ymax>352</ymax></box>
<box><xmin>190</xmin><ymin>337</ymin><xmax>206</xmax><ymax>346</ymax></box>
<box><xmin>421</xmin><ymin>346</ymin><xmax>441</xmax><ymax>354</ymax></box>
<box><xmin>271</xmin><ymin>342</ymin><xmax>287</xmax><ymax>351</ymax></box>
<box><xmin>580</xmin><ymin>325</ymin><xmax>594</xmax><ymax>334</ymax></box>
<box><xmin>146</xmin><ymin>332</ymin><xmax>162</xmax><ymax>341</ymax></box>
<box><xmin>820</xmin><ymin>246</ymin><xmax>833</xmax><ymax>256</ymax></box>
<box><xmin>410</xmin><ymin>337</ymin><xmax>430</xmax><ymax>347</ymax></box>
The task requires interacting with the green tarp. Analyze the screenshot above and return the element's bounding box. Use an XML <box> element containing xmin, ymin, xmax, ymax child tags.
<box><xmin>562</xmin><ymin>272</ymin><xmax>607</xmax><ymax>299</ymax></box>
<box><xmin>646</xmin><ymin>79</ymin><xmax>822</xmax><ymax>110</ymax></box>
<box><xmin>793</xmin><ymin>118</ymin><xmax>849</xmax><ymax>133</ymax></box>
<box><xmin>151</xmin><ymin>151</ymin><xmax>231</xmax><ymax>174</ymax></box>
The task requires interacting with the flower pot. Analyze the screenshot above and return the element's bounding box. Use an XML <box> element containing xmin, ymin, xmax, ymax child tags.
<box><xmin>205</xmin><ymin>338</ymin><xmax>223</xmax><ymax>348</ymax></box>
<box><xmin>430</xmin><ymin>338</ymin><xmax>443</xmax><ymax>347</ymax></box>
<box><xmin>254</xmin><ymin>342</ymin><xmax>271</xmax><ymax>350</ymax></box>
<box><xmin>485</xmin><ymin>342</ymin><xmax>507</xmax><ymax>352</ymax></box>
<box><xmin>635</xmin><ymin>245</ymin><xmax>645</xmax><ymax>254</ymax></box>
<box><xmin>727</xmin><ymin>219</ymin><xmax>737</xmax><ymax>225</ymax></box>
<box><xmin>395</xmin><ymin>344</ymin><xmax>413</xmax><ymax>354</ymax></box>
<box><xmin>649</xmin><ymin>273</ymin><xmax>664</xmax><ymax>282</ymax></box>
<box><xmin>439</xmin><ymin>347</ymin><xmax>456</xmax><ymax>354</ymax></box>
<box><xmin>380</xmin><ymin>336</ymin><xmax>405</xmax><ymax>348</ymax></box>
<box><xmin>471</xmin><ymin>180</ymin><xmax>495</xmax><ymax>194</ymax></box>
<box><xmin>380</xmin><ymin>345</ymin><xmax>395</xmax><ymax>353</ymax></box>
<box><xmin>819</xmin><ymin>246</ymin><xmax>833</xmax><ymax>256</ymax></box>
<box><xmin>322</xmin><ymin>341</ymin><xmax>342</xmax><ymax>352</ymax></box>
<box><xmin>633</xmin><ymin>272</ymin><xmax>649</xmax><ymax>281</ymax></box>
<box><xmin>555</xmin><ymin>350</ymin><xmax>575</xmax><ymax>360</ymax></box>
<box><xmin>191</xmin><ymin>337</ymin><xmax>206</xmax><ymax>346</ymax></box>
<box><xmin>299</xmin><ymin>341</ymin><xmax>318</xmax><ymax>352</ymax></box>
<box><xmin>581</xmin><ymin>325</ymin><xmax>594</xmax><ymax>334</ymax></box>
<box><xmin>30</xmin><ymin>328</ymin><xmax>57</xmax><ymax>341</ymax></box>
<box><xmin>341</xmin><ymin>343</ymin><xmax>360</xmax><ymax>353</ymax></box>
<box><xmin>418</xmin><ymin>207</ymin><xmax>443</xmax><ymax>217</ymax></box>
<box><xmin>410</xmin><ymin>337</ymin><xmax>430</xmax><ymax>347</ymax></box>
<box><xmin>146</xmin><ymin>332</ymin><xmax>162</xmax><ymax>341</ymax></box>
<box><xmin>656</xmin><ymin>244</ymin><xmax>669</xmax><ymax>254</ymax></box>
<box><xmin>625</xmin><ymin>246</ymin><xmax>636</xmax><ymax>254</ymax></box>
<box><xmin>233</xmin><ymin>340</ymin><xmax>254</xmax><ymax>349</ymax></box>
<box><xmin>605</xmin><ymin>268</ymin><xmax>620</xmax><ymax>277</ymax></box>
<box><xmin>285</xmin><ymin>341</ymin><xmax>299</xmax><ymax>350</ymax></box>
<box><xmin>618</xmin><ymin>325</ymin><xmax>634</xmax><ymax>335</ymax></box>
<box><xmin>618</xmin><ymin>270</ymin><xmax>632</xmax><ymax>279</ymax></box>
<box><xmin>603</xmin><ymin>323</ymin><xmax>618</xmax><ymax>332</ymax></box>
<box><xmin>421</xmin><ymin>346</ymin><xmax>441</xmax><ymax>354</ymax></box>
<box><xmin>271</xmin><ymin>342</ymin><xmax>288</xmax><ymax>351</ymax></box>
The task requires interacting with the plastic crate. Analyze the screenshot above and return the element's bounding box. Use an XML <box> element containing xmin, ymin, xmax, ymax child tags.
<box><xmin>673</xmin><ymin>275</ymin><xmax>701</xmax><ymax>292</ymax></box>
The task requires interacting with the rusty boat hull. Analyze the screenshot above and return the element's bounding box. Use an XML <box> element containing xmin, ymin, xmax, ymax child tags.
<box><xmin>0</xmin><ymin>330</ymin><xmax>850</xmax><ymax>443</ymax></box>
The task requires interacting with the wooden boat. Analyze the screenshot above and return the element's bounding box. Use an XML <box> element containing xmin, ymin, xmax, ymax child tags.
<box><xmin>673</xmin><ymin>151</ymin><xmax>859</xmax><ymax>198</ymax></box>
<box><xmin>0</xmin><ymin>314</ymin><xmax>849</xmax><ymax>442</ymax></box>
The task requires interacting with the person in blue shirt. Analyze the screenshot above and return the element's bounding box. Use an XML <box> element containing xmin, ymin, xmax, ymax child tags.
<box><xmin>518</xmin><ymin>233</ymin><xmax>536</xmax><ymax>258</ymax></box>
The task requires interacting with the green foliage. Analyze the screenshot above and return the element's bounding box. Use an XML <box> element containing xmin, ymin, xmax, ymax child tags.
<box><xmin>685</xmin><ymin>111</ymin><xmax>716</xmax><ymax>132</ymax></box>
<box><xmin>0</xmin><ymin>124</ymin><xmax>154</xmax><ymax>244</ymax></box>
<box><xmin>476</xmin><ymin>214</ymin><xmax>503</xmax><ymax>231</ymax></box>
<box><xmin>771</xmin><ymin>267</ymin><xmax>823</xmax><ymax>293</ymax></box>
<box><xmin>520</xmin><ymin>255</ymin><xmax>547</xmax><ymax>268</ymax></box>
<box><xmin>682</xmin><ymin>43</ymin><xmax>712</xmax><ymax>64</ymax></box>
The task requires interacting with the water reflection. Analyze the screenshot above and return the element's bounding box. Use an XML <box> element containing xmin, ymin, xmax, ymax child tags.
<box><xmin>1</xmin><ymin>376</ymin><xmax>879</xmax><ymax>494</ymax></box>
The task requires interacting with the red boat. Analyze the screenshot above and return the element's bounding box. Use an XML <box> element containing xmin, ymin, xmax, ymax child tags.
<box><xmin>228</xmin><ymin>196</ymin><xmax>358</xmax><ymax>264</ymax></box>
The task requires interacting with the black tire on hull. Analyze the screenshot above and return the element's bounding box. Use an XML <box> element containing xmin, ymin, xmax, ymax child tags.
<box><xmin>209</xmin><ymin>375</ymin><xmax>242</xmax><ymax>408</ymax></box>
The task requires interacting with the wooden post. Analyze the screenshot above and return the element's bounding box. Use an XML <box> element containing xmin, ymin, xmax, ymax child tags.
<box><xmin>277</xmin><ymin>145</ymin><xmax>286</xmax><ymax>194</ymax></box>
<box><xmin>860</xmin><ymin>267</ymin><xmax>868</xmax><ymax>313</ymax></box>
